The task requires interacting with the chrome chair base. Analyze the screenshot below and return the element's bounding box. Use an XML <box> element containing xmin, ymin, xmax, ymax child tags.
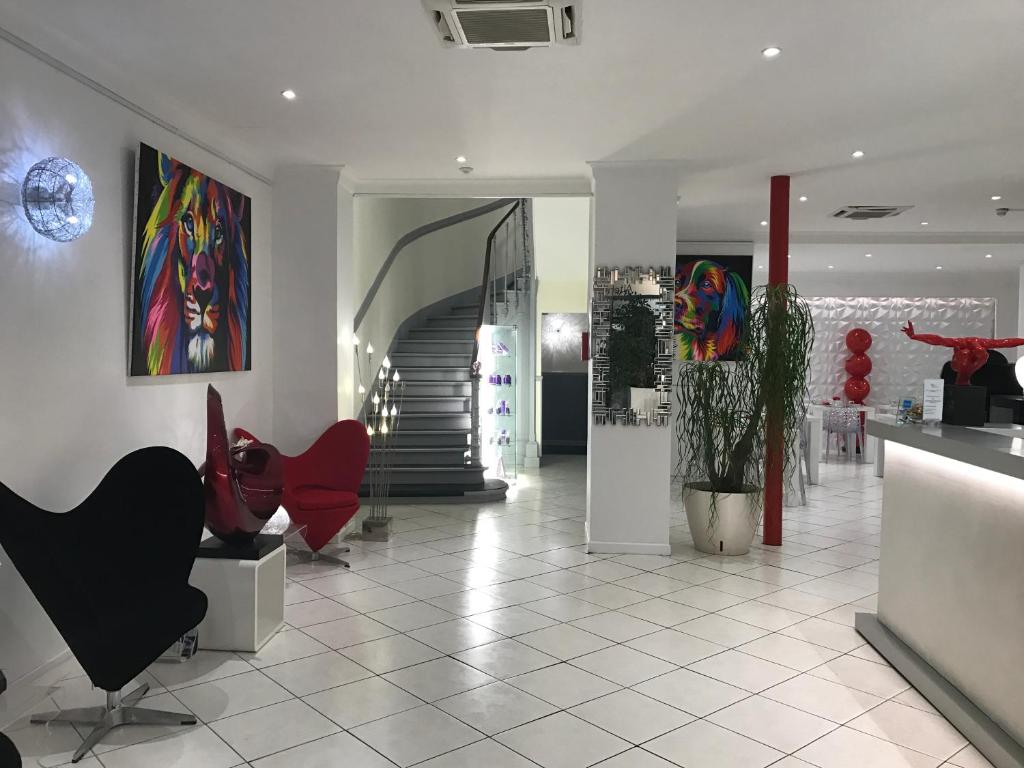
<box><xmin>288</xmin><ymin>546</ymin><xmax>350</xmax><ymax>568</ymax></box>
<box><xmin>31</xmin><ymin>683</ymin><xmax>195</xmax><ymax>763</ymax></box>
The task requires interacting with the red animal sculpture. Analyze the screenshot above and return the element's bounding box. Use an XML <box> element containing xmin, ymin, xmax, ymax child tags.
<box><xmin>203</xmin><ymin>385</ymin><xmax>283</xmax><ymax>545</ymax></box>
<box><xmin>902</xmin><ymin>322</ymin><xmax>1024</xmax><ymax>386</ymax></box>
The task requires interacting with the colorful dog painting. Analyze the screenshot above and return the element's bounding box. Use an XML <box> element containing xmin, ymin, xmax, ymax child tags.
<box><xmin>130</xmin><ymin>144</ymin><xmax>251</xmax><ymax>375</ymax></box>
<box><xmin>675</xmin><ymin>256</ymin><xmax>752</xmax><ymax>361</ymax></box>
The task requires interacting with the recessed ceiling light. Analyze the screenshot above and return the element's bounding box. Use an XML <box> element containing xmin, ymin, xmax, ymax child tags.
<box><xmin>851</xmin><ymin>150</ymin><xmax>865</xmax><ymax>159</ymax></box>
<box><xmin>281</xmin><ymin>89</ymin><xmax>297</xmax><ymax>100</ymax></box>
<box><xmin>761</xmin><ymin>46</ymin><xmax>782</xmax><ymax>59</ymax></box>
<box><xmin>936</xmin><ymin>265</ymin><xmax>943</xmax><ymax>270</ymax></box>
<box><xmin>920</xmin><ymin>221</ymin><xmax>929</xmax><ymax>226</ymax></box>
<box><xmin>828</xmin><ymin>265</ymin><xmax>834</xmax><ymax>269</ymax></box>
<box><xmin>986</xmin><ymin>253</ymin><xmax>993</xmax><ymax>258</ymax></box>
<box><xmin>757</xmin><ymin>265</ymin><xmax>764</xmax><ymax>270</ymax></box>
<box><xmin>787</xmin><ymin>254</ymin><xmax>791</xmax><ymax>259</ymax></box>
<box><xmin>760</xmin><ymin>220</ymin><xmax>768</xmax><ymax>227</ymax></box>
<box><xmin>455</xmin><ymin>155</ymin><xmax>468</xmax><ymax>163</ymax></box>
<box><xmin>798</xmin><ymin>195</ymin><xmax>808</xmax><ymax>202</ymax></box>
<box><xmin>865</xmin><ymin>253</ymin><xmax>872</xmax><ymax>258</ymax></box>
<box><xmin>991</xmin><ymin>195</ymin><xmax>1003</xmax><ymax>201</ymax></box>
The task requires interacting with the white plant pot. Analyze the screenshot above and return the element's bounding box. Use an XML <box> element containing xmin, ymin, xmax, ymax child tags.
<box><xmin>684</xmin><ymin>485</ymin><xmax>762</xmax><ymax>556</ymax></box>
<box><xmin>630</xmin><ymin>387</ymin><xmax>657</xmax><ymax>412</ymax></box>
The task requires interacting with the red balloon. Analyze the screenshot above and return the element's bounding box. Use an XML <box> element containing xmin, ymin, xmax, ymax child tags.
<box><xmin>845</xmin><ymin>352</ymin><xmax>872</xmax><ymax>378</ymax></box>
<box><xmin>845</xmin><ymin>377</ymin><xmax>870</xmax><ymax>403</ymax></box>
<box><xmin>846</xmin><ymin>328</ymin><xmax>872</xmax><ymax>353</ymax></box>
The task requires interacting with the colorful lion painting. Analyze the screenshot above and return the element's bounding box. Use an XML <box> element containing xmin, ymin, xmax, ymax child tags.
<box><xmin>130</xmin><ymin>144</ymin><xmax>251</xmax><ymax>375</ymax></box>
<box><xmin>675</xmin><ymin>256</ymin><xmax>752</xmax><ymax>361</ymax></box>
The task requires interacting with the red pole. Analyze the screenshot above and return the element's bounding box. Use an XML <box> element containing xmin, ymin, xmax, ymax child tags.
<box><xmin>763</xmin><ymin>175</ymin><xmax>790</xmax><ymax>546</ymax></box>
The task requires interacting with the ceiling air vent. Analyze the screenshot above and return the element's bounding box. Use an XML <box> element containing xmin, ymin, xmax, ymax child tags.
<box><xmin>831</xmin><ymin>205</ymin><xmax>914</xmax><ymax>220</ymax></box>
<box><xmin>424</xmin><ymin>1</ymin><xmax>581</xmax><ymax>49</ymax></box>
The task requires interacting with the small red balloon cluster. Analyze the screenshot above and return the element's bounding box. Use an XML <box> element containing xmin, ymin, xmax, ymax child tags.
<box><xmin>844</xmin><ymin>328</ymin><xmax>872</xmax><ymax>403</ymax></box>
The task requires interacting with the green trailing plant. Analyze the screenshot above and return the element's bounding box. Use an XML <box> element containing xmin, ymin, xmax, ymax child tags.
<box><xmin>607</xmin><ymin>291</ymin><xmax>658</xmax><ymax>393</ymax></box>
<box><xmin>675</xmin><ymin>284</ymin><xmax>814</xmax><ymax>527</ymax></box>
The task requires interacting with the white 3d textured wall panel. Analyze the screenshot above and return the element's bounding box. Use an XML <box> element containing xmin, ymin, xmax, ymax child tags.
<box><xmin>806</xmin><ymin>297</ymin><xmax>996</xmax><ymax>407</ymax></box>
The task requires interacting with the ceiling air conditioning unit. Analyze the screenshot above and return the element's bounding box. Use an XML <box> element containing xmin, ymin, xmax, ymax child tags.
<box><xmin>831</xmin><ymin>205</ymin><xmax>914</xmax><ymax>220</ymax></box>
<box><xmin>423</xmin><ymin>0</ymin><xmax>581</xmax><ymax>50</ymax></box>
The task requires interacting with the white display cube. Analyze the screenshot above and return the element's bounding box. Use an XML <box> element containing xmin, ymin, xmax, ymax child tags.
<box><xmin>189</xmin><ymin>536</ymin><xmax>285</xmax><ymax>653</ymax></box>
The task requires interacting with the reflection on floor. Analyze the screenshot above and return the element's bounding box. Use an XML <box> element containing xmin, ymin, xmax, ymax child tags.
<box><xmin>3</xmin><ymin>456</ymin><xmax>988</xmax><ymax>768</ymax></box>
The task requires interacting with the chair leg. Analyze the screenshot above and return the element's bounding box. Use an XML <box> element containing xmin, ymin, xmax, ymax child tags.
<box><xmin>30</xmin><ymin>683</ymin><xmax>195</xmax><ymax>764</ymax></box>
<box><xmin>72</xmin><ymin>720</ymin><xmax>114</xmax><ymax>763</ymax></box>
<box><xmin>288</xmin><ymin>547</ymin><xmax>350</xmax><ymax>568</ymax></box>
<box><xmin>31</xmin><ymin>707</ymin><xmax>106</xmax><ymax>726</ymax></box>
<box><xmin>797</xmin><ymin>449</ymin><xmax>807</xmax><ymax>506</ymax></box>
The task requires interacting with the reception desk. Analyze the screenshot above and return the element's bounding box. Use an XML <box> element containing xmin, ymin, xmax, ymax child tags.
<box><xmin>860</xmin><ymin>418</ymin><xmax>1024</xmax><ymax>768</ymax></box>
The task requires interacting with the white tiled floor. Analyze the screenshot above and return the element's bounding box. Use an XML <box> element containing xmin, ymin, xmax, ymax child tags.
<box><xmin>3</xmin><ymin>457</ymin><xmax>990</xmax><ymax>767</ymax></box>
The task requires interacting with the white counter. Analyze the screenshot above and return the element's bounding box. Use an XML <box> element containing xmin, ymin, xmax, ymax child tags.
<box><xmin>861</xmin><ymin>418</ymin><xmax>1024</xmax><ymax>768</ymax></box>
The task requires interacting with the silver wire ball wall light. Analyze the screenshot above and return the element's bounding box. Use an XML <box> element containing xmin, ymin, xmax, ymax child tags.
<box><xmin>21</xmin><ymin>157</ymin><xmax>95</xmax><ymax>242</ymax></box>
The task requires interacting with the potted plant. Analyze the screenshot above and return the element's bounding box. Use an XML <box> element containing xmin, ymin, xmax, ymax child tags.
<box><xmin>675</xmin><ymin>284</ymin><xmax>813</xmax><ymax>554</ymax></box>
<box><xmin>608</xmin><ymin>291</ymin><xmax>658</xmax><ymax>411</ymax></box>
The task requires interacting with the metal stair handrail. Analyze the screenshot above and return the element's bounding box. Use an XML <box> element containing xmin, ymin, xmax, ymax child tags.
<box><xmin>470</xmin><ymin>200</ymin><xmax>524</xmax><ymax>367</ymax></box>
<box><xmin>353</xmin><ymin>197</ymin><xmax>518</xmax><ymax>332</ymax></box>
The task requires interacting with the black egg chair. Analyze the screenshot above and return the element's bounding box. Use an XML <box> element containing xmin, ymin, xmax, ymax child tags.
<box><xmin>0</xmin><ymin>732</ymin><xmax>20</xmax><ymax>768</ymax></box>
<box><xmin>0</xmin><ymin>447</ymin><xmax>208</xmax><ymax>763</ymax></box>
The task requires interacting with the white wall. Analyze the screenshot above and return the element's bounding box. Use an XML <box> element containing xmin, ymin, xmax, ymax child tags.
<box><xmin>534</xmin><ymin>197</ymin><xmax>591</xmax><ymax>315</ymax></box>
<box><xmin>271</xmin><ymin>167</ymin><xmax>340</xmax><ymax>454</ymax></box>
<box><xmin>0</xmin><ymin>39</ymin><xmax>274</xmax><ymax>687</ymax></box>
<box><xmin>351</xmin><ymin>197</ymin><xmax>511</xmax><ymax>412</ymax></box>
<box><xmin>789</xmin><ymin>270</ymin><xmax>1018</xmax><ymax>337</ymax></box>
<box><xmin>533</xmin><ymin>197</ymin><xmax>591</xmax><ymax>449</ymax></box>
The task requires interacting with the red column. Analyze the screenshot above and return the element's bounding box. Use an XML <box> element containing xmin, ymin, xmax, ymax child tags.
<box><xmin>763</xmin><ymin>175</ymin><xmax>790</xmax><ymax>546</ymax></box>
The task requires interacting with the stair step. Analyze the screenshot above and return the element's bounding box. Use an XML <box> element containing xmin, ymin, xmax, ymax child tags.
<box><xmin>426</xmin><ymin>317</ymin><xmax>478</xmax><ymax>328</ymax></box>
<box><xmin>401</xmin><ymin>381</ymin><xmax>472</xmax><ymax>397</ymax></box>
<box><xmin>409</xmin><ymin>328</ymin><xmax>477</xmax><ymax>340</ymax></box>
<box><xmin>400</xmin><ymin>396</ymin><xmax>470</xmax><ymax>414</ymax></box>
<box><xmin>369</xmin><ymin>447</ymin><xmax>468</xmax><ymax>466</ymax></box>
<box><xmin>400</xmin><ymin>412</ymin><xmax>472</xmax><ymax>429</ymax></box>
<box><xmin>390</xmin><ymin>430</ymin><xmax>471</xmax><ymax>448</ymax></box>
<box><xmin>363</xmin><ymin>465</ymin><xmax>486</xmax><ymax>488</ymax></box>
<box><xmin>398</xmin><ymin>366</ymin><xmax>471</xmax><ymax>382</ymax></box>
<box><xmin>393</xmin><ymin>355</ymin><xmax>470</xmax><ymax>369</ymax></box>
<box><xmin>396</xmin><ymin>339</ymin><xmax>475</xmax><ymax>355</ymax></box>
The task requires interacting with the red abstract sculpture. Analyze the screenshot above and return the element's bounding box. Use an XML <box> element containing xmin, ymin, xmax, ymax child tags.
<box><xmin>234</xmin><ymin>421</ymin><xmax>370</xmax><ymax>555</ymax></box>
<box><xmin>203</xmin><ymin>385</ymin><xmax>283</xmax><ymax>545</ymax></box>
<box><xmin>843</xmin><ymin>328</ymin><xmax>872</xmax><ymax>404</ymax></box>
<box><xmin>902</xmin><ymin>322</ymin><xmax>1024</xmax><ymax>386</ymax></box>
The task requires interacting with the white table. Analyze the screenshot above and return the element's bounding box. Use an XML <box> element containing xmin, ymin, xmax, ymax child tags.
<box><xmin>190</xmin><ymin>538</ymin><xmax>286</xmax><ymax>653</ymax></box>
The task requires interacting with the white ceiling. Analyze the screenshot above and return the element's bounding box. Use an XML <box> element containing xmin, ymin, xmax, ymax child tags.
<box><xmin>2</xmin><ymin>0</ymin><xmax>1024</xmax><ymax>251</ymax></box>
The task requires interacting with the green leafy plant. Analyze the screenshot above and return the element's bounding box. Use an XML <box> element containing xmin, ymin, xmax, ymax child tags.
<box><xmin>608</xmin><ymin>291</ymin><xmax>657</xmax><ymax>393</ymax></box>
<box><xmin>675</xmin><ymin>284</ymin><xmax>814</xmax><ymax>525</ymax></box>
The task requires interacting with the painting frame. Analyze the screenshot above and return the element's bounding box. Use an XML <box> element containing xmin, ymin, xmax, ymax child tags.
<box><xmin>675</xmin><ymin>253</ymin><xmax>752</xmax><ymax>362</ymax></box>
<box><xmin>129</xmin><ymin>142</ymin><xmax>252</xmax><ymax>376</ymax></box>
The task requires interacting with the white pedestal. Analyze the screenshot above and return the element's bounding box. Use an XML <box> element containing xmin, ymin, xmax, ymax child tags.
<box><xmin>189</xmin><ymin>541</ymin><xmax>286</xmax><ymax>653</ymax></box>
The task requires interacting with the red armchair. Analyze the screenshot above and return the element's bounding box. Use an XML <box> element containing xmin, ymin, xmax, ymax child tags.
<box><xmin>234</xmin><ymin>421</ymin><xmax>370</xmax><ymax>566</ymax></box>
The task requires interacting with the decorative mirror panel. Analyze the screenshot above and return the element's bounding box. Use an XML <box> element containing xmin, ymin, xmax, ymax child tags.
<box><xmin>592</xmin><ymin>265</ymin><xmax>674</xmax><ymax>426</ymax></box>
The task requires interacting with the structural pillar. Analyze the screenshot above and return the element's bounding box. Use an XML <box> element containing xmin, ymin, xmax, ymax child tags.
<box><xmin>272</xmin><ymin>166</ymin><xmax>343</xmax><ymax>454</ymax></box>
<box><xmin>586</xmin><ymin>161</ymin><xmax>679</xmax><ymax>554</ymax></box>
<box><xmin>763</xmin><ymin>174</ymin><xmax>790</xmax><ymax>546</ymax></box>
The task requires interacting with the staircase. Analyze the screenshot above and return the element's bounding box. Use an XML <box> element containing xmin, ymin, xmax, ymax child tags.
<box><xmin>361</xmin><ymin>300</ymin><xmax>507</xmax><ymax>500</ymax></box>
